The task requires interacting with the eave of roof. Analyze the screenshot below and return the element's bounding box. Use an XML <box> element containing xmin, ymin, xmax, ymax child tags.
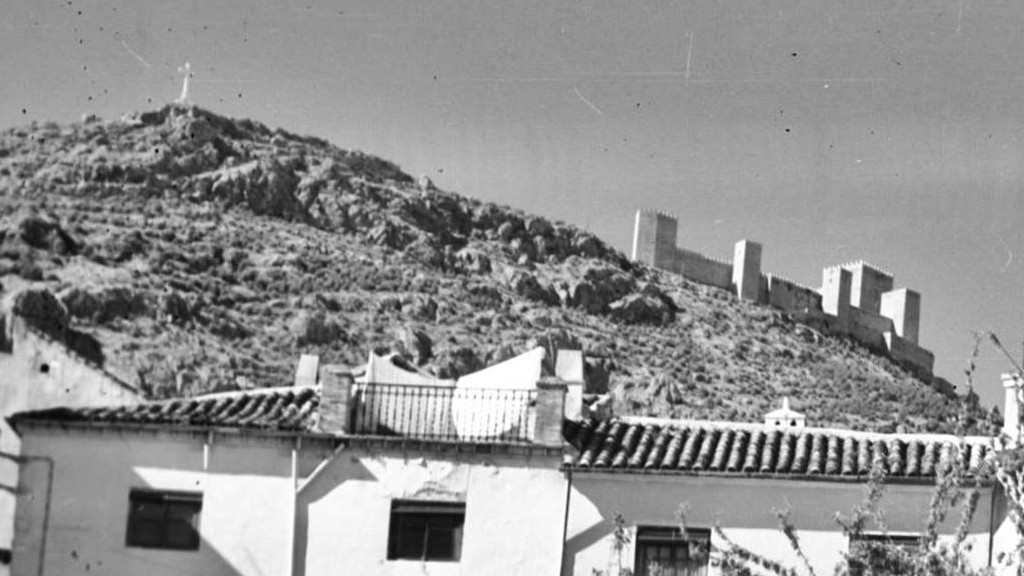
<box><xmin>563</xmin><ymin>418</ymin><xmax>993</xmax><ymax>482</ymax></box>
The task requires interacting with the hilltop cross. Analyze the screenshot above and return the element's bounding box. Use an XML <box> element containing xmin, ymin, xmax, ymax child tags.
<box><xmin>176</xmin><ymin>62</ymin><xmax>192</xmax><ymax>103</ymax></box>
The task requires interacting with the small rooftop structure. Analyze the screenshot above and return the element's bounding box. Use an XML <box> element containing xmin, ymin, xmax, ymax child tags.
<box><xmin>764</xmin><ymin>397</ymin><xmax>806</xmax><ymax>429</ymax></box>
<box><xmin>294</xmin><ymin>354</ymin><xmax>319</xmax><ymax>388</ymax></box>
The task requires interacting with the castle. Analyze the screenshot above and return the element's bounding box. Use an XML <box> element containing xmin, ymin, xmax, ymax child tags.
<box><xmin>631</xmin><ymin>209</ymin><xmax>934</xmax><ymax>377</ymax></box>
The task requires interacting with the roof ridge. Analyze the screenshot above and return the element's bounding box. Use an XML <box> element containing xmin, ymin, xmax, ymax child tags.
<box><xmin>613</xmin><ymin>415</ymin><xmax>990</xmax><ymax>444</ymax></box>
<box><xmin>170</xmin><ymin>385</ymin><xmax>305</xmax><ymax>403</ymax></box>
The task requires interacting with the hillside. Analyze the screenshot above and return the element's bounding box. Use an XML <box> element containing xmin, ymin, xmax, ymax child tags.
<box><xmin>0</xmin><ymin>104</ymin><xmax>987</xmax><ymax>433</ymax></box>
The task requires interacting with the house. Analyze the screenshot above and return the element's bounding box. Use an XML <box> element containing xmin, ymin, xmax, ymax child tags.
<box><xmin>5</xmin><ymin>347</ymin><xmax>1021</xmax><ymax>576</ymax></box>
<box><xmin>0</xmin><ymin>288</ymin><xmax>141</xmax><ymax>572</ymax></box>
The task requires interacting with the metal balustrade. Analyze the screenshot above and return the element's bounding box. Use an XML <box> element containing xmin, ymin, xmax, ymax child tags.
<box><xmin>351</xmin><ymin>383</ymin><xmax>538</xmax><ymax>443</ymax></box>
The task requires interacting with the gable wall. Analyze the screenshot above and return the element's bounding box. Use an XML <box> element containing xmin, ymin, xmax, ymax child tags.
<box><xmin>0</xmin><ymin>317</ymin><xmax>140</xmax><ymax>568</ymax></box>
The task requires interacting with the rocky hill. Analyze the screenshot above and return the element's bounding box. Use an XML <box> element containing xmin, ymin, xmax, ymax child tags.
<box><xmin>0</xmin><ymin>104</ymin><xmax>987</xmax><ymax>433</ymax></box>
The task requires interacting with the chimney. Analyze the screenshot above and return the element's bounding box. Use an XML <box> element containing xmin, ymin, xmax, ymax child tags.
<box><xmin>319</xmin><ymin>364</ymin><xmax>355</xmax><ymax>434</ymax></box>
<box><xmin>1003</xmin><ymin>373</ymin><xmax>1022</xmax><ymax>441</ymax></box>
<box><xmin>555</xmin><ymin>349</ymin><xmax>584</xmax><ymax>421</ymax></box>
<box><xmin>534</xmin><ymin>377</ymin><xmax>567</xmax><ymax>447</ymax></box>
<box><xmin>294</xmin><ymin>354</ymin><xmax>320</xmax><ymax>388</ymax></box>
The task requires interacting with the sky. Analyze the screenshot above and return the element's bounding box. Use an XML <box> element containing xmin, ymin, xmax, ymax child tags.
<box><xmin>2</xmin><ymin>0</ymin><xmax>1023</xmax><ymax>409</ymax></box>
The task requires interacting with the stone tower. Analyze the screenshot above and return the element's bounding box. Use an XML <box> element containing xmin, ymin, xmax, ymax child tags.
<box><xmin>631</xmin><ymin>210</ymin><xmax>679</xmax><ymax>272</ymax></box>
<box><xmin>841</xmin><ymin>261</ymin><xmax>894</xmax><ymax>315</ymax></box>
<box><xmin>732</xmin><ymin>240</ymin><xmax>762</xmax><ymax>302</ymax></box>
<box><xmin>881</xmin><ymin>288</ymin><xmax>921</xmax><ymax>344</ymax></box>
<box><xmin>821</xmin><ymin>266</ymin><xmax>852</xmax><ymax>330</ymax></box>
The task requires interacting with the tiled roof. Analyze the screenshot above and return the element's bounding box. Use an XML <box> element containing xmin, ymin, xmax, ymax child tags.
<box><xmin>10</xmin><ymin>388</ymin><xmax>994</xmax><ymax>481</ymax></box>
<box><xmin>11</xmin><ymin>386</ymin><xmax>319</xmax><ymax>432</ymax></box>
<box><xmin>563</xmin><ymin>418</ymin><xmax>990</xmax><ymax>479</ymax></box>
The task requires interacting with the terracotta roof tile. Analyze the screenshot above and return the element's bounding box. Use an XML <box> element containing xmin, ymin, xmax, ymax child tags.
<box><xmin>565</xmin><ymin>418</ymin><xmax>989</xmax><ymax>479</ymax></box>
<box><xmin>11</xmin><ymin>387</ymin><xmax>320</xmax><ymax>432</ymax></box>
<box><xmin>11</xmin><ymin>390</ymin><xmax>995</xmax><ymax>480</ymax></box>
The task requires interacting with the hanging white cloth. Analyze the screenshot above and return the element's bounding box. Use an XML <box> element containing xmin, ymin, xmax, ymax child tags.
<box><xmin>354</xmin><ymin>352</ymin><xmax>454</xmax><ymax>437</ymax></box>
<box><xmin>452</xmin><ymin>347</ymin><xmax>545</xmax><ymax>441</ymax></box>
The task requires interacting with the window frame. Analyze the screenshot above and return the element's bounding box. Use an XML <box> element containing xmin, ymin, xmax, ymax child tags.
<box><xmin>634</xmin><ymin>525</ymin><xmax>712</xmax><ymax>576</ymax></box>
<box><xmin>125</xmin><ymin>489</ymin><xmax>203</xmax><ymax>551</ymax></box>
<box><xmin>848</xmin><ymin>531</ymin><xmax>922</xmax><ymax>551</ymax></box>
<box><xmin>386</xmin><ymin>500</ymin><xmax>466</xmax><ymax>562</ymax></box>
<box><xmin>847</xmin><ymin>532</ymin><xmax>921</xmax><ymax>576</ymax></box>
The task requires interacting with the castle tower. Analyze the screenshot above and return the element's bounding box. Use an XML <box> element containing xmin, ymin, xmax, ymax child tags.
<box><xmin>631</xmin><ymin>210</ymin><xmax>680</xmax><ymax>272</ymax></box>
<box><xmin>732</xmin><ymin>239</ymin><xmax>762</xmax><ymax>302</ymax></box>
<box><xmin>820</xmin><ymin>266</ymin><xmax>852</xmax><ymax>330</ymax></box>
<box><xmin>880</xmin><ymin>288</ymin><xmax>921</xmax><ymax>344</ymax></box>
<box><xmin>841</xmin><ymin>261</ymin><xmax>894</xmax><ymax>315</ymax></box>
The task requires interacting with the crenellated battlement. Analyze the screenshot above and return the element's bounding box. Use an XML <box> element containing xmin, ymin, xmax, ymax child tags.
<box><xmin>831</xmin><ymin>260</ymin><xmax>894</xmax><ymax>278</ymax></box>
<box><xmin>631</xmin><ymin>209</ymin><xmax>934</xmax><ymax>377</ymax></box>
<box><xmin>767</xmin><ymin>273</ymin><xmax>818</xmax><ymax>293</ymax></box>
<box><xmin>677</xmin><ymin>247</ymin><xmax>732</xmax><ymax>267</ymax></box>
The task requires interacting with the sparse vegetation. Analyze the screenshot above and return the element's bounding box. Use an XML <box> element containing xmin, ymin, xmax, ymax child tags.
<box><xmin>0</xmin><ymin>104</ymin><xmax>987</xmax><ymax>431</ymax></box>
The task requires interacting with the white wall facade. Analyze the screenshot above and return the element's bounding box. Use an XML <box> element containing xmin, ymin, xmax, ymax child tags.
<box><xmin>12</xmin><ymin>426</ymin><xmax>327</xmax><ymax>576</ymax></box>
<box><xmin>0</xmin><ymin>317</ymin><xmax>140</xmax><ymax>574</ymax></box>
<box><xmin>12</xmin><ymin>425</ymin><xmax>567</xmax><ymax>576</ymax></box>
<box><xmin>566</xmin><ymin>472</ymin><xmax>999</xmax><ymax>576</ymax></box>
<box><xmin>297</xmin><ymin>445</ymin><xmax>566</xmax><ymax>576</ymax></box>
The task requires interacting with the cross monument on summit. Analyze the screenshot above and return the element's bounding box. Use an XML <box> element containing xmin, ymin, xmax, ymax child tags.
<box><xmin>176</xmin><ymin>62</ymin><xmax>192</xmax><ymax>103</ymax></box>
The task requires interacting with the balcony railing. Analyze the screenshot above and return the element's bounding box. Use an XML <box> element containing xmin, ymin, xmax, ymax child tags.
<box><xmin>351</xmin><ymin>383</ymin><xmax>538</xmax><ymax>443</ymax></box>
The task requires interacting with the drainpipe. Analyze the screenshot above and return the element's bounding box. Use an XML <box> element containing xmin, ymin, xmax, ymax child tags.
<box><xmin>988</xmin><ymin>485</ymin><xmax>997</xmax><ymax>568</ymax></box>
<box><xmin>203</xmin><ymin>431</ymin><xmax>213</xmax><ymax>471</ymax></box>
<box><xmin>559</xmin><ymin>469</ymin><xmax>572</xmax><ymax>576</ymax></box>
<box><xmin>288</xmin><ymin>437</ymin><xmax>300</xmax><ymax>576</ymax></box>
<box><xmin>0</xmin><ymin>453</ymin><xmax>54</xmax><ymax>576</ymax></box>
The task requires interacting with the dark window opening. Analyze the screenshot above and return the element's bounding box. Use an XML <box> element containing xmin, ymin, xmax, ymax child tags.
<box><xmin>848</xmin><ymin>533</ymin><xmax>921</xmax><ymax>576</ymax></box>
<box><xmin>387</xmin><ymin>501</ymin><xmax>465</xmax><ymax>562</ymax></box>
<box><xmin>126</xmin><ymin>489</ymin><xmax>202</xmax><ymax>551</ymax></box>
<box><xmin>39</xmin><ymin>363</ymin><xmax>49</xmax><ymax>374</ymax></box>
<box><xmin>635</xmin><ymin>526</ymin><xmax>711</xmax><ymax>576</ymax></box>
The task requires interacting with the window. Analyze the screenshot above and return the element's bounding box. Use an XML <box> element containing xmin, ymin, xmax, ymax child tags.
<box><xmin>635</xmin><ymin>526</ymin><xmax>711</xmax><ymax>576</ymax></box>
<box><xmin>848</xmin><ymin>533</ymin><xmax>920</xmax><ymax>576</ymax></box>
<box><xmin>387</xmin><ymin>501</ymin><xmax>465</xmax><ymax>562</ymax></box>
<box><xmin>125</xmin><ymin>489</ymin><xmax>202</xmax><ymax>551</ymax></box>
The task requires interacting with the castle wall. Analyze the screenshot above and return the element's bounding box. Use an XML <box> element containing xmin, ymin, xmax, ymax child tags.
<box><xmin>630</xmin><ymin>210</ymin><xmax>935</xmax><ymax>378</ymax></box>
<box><xmin>846</xmin><ymin>308</ymin><xmax>894</xmax><ymax>350</ymax></box>
<box><xmin>884</xmin><ymin>332</ymin><xmax>935</xmax><ymax>376</ymax></box>
<box><xmin>677</xmin><ymin>248</ymin><xmax>732</xmax><ymax>290</ymax></box>
<box><xmin>766</xmin><ymin>275</ymin><xmax>823</xmax><ymax>314</ymax></box>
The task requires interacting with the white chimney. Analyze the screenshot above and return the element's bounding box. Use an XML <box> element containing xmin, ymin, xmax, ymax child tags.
<box><xmin>555</xmin><ymin>349</ymin><xmax>584</xmax><ymax>421</ymax></box>
<box><xmin>1003</xmin><ymin>373</ymin><xmax>1023</xmax><ymax>441</ymax></box>
<box><xmin>294</xmin><ymin>354</ymin><xmax>320</xmax><ymax>388</ymax></box>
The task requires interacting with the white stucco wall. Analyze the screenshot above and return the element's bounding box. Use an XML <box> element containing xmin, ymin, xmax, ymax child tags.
<box><xmin>13</xmin><ymin>424</ymin><xmax>567</xmax><ymax>576</ymax></box>
<box><xmin>566</xmin><ymin>473</ymin><xmax>997</xmax><ymax>576</ymax></box>
<box><xmin>0</xmin><ymin>318</ymin><xmax>140</xmax><ymax>573</ymax></box>
<box><xmin>297</xmin><ymin>446</ymin><xmax>567</xmax><ymax>576</ymax></box>
<box><xmin>11</xmin><ymin>426</ymin><xmax>334</xmax><ymax>576</ymax></box>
